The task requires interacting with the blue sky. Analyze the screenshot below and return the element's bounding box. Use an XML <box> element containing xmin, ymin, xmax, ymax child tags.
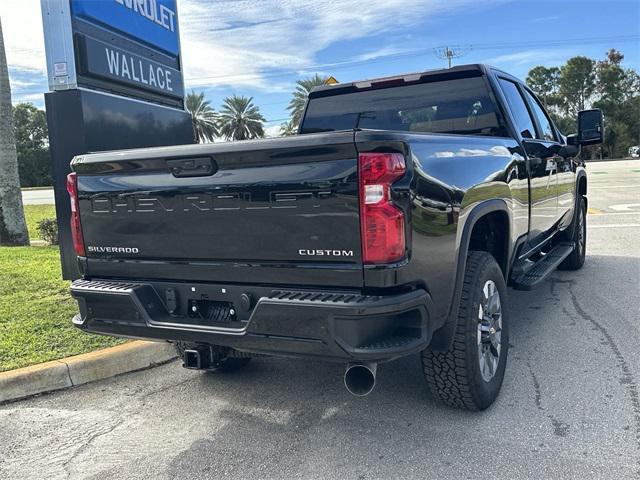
<box><xmin>1</xmin><ymin>0</ymin><xmax>638</xmax><ymax>136</ymax></box>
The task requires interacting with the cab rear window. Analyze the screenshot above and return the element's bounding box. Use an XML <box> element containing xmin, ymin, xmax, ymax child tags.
<box><xmin>301</xmin><ymin>75</ymin><xmax>508</xmax><ymax>137</ymax></box>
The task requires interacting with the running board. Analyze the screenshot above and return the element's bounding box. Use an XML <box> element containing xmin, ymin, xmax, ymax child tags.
<box><xmin>512</xmin><ymin>242</ymin><xmax>574</xmax><ymax>291</ymax></box>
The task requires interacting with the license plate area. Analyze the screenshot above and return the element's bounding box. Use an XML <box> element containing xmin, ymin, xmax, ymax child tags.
<box><xmin>188</xmin><ymin>299</ymin><xmax>235</xmax><ymax>323</ymax></box>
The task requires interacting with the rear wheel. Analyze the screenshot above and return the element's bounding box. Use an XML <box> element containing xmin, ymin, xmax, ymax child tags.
<box><xmin>174</xmin><ymin>343</ymin><xmax>252</xmax><ymax>373</ymax></box>
<box><xmin>422</xmin><ymin>251</ymin><xmax>509</xmax><ymax>410</ymax></box>
<box><xmin>559</xmin><ymin>196</ymin><xmax>586</xmax><ymax>270</ymax></box>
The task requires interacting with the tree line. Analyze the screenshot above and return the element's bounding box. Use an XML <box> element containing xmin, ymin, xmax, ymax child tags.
<box><xmin>186</xmin><ymin>93</ymin><xmax>265</xmax><ymax>142</ymax></box>
<box><xmin>185</xmin><ymin>73</ymin><xmax>328</xmax><ymax>143</ymax></box>
<box><xmin>9</xmin><ymin>50</ymin><xmax>639</xmax><ymax>188</ymax></box>
<box><xmin>526</xmin><ymin>49</ymin><xmax>639</xmax><ymax>158</ymax></box>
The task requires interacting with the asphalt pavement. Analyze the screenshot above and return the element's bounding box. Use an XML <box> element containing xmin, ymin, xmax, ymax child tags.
<box><xmin>21</xmin><ymin>188</ymin><xmax>55</xmax><ymax>205</ymax></box>
<box><xmin>2</xmin><ymin>160</ymin><xmax>639</xmax><ymax>479</ymax></box>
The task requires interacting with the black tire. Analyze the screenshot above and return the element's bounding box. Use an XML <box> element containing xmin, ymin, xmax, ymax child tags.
<box><xmin>558</xmin><ymin>196</ymin><xmax>586</xmax><ymax>270</ymax></box>
<box><xmin>422</xmin><ymin>251</ymin><xmax>509</xmax><ymax>410</ymax></box>
<box><xmin>174</xmin><ymin>343</ymin><xmax>252</xmax><ymax>373</ymax></box>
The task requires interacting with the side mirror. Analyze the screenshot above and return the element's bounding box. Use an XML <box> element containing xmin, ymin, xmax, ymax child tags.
<box><xmin>566</xmin><ymin>133</ymin><xmax>578</xmax><ymax>146</ymax></box>
<box><xmin>559</xmin><ymin>135</ymin><xmax>580</xmax><ymax>158</ymax></box>
<box><xmin>578</xmin><ymin>109</ymin><xmax>604</xmax><ymax>146</ymax></box>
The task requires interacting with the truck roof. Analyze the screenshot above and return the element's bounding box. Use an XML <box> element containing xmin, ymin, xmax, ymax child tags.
<box><xmin>309</xmin><ymin>64</ymin><xmax>496</xmax><ymax>98</ymax></box>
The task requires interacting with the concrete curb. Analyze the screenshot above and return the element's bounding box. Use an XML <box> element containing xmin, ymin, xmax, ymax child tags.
<box><xmin>0</xmin><ymin>341</ymin><xmax>177</xmax><ymax>404</ymax></box>
<box><xmin>21</xmin><ymin>186</ymin><xmax>53</xmax><ymax>191</ymax></box>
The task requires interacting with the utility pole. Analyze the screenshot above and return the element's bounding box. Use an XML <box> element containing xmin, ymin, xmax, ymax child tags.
<box><xmin>434</xmin><ymin>46</ymin><xmax>471</xmax><ymax>68</ymax></box>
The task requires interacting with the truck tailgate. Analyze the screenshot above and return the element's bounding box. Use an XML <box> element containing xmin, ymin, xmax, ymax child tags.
<box><xmin>73</xmin><ymin>132</ymin><xmax>363</xmax><ymax>287</ymax></box>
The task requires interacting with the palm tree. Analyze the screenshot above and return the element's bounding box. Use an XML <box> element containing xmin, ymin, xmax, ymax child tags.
<box><xmin>185</xmin><ymin>91</ymin><xmax>218</xmax><ymax>143</ymax></box>
<box><xmin>217</xmin><ymin>95</ymin><xmax>266</xmax><ymax>141</ymax></box>
<box><xmin>287</xmin><ymin>74</ymin><xmax>328</xmax><ymax>128</ymax></box>
<box><xmin>0</xmin><ymin>19</ymin><xmax>28</xmax><ymax>246</ymax></box>
<box><xmin>279</xmin><ymin>120</ymin><xmax>297</xmax><ymax>136</ymax></box>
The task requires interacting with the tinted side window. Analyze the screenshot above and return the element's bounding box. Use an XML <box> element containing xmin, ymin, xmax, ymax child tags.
<box><xmin>498</xmin><ymin>79</ymin><xmax>536</xmax><ymax>139</ymax></box>
<box><xmin>523</xmin><ymin>89</ymin><xmax>556</xmax><ymax>142</ymax></box>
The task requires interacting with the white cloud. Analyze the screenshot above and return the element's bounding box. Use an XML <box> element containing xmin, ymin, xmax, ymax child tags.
<box><xmin>0</xmin><ymin>0</ymin><xmax>46</xmax><ymax>73</ymax></box>
<box><xmin>12</xmin><ymin>92</ymin><xmax>44</xmax><ymax>104</ymax></box>
<box><xmin>5</xmin><ymin>77</ymin><xmax>38</xmax><ymax>89</ymax></box>
<box><xmin>486</xmin><ymin>51</ymin><xmax>544</xmax><ymax>65</ymax></box>
<box><xmin>264</xmin><ymin>124</ymin><xmax>283</xmax><ymax>138</ymax></box>
<box><xmin>179</xmin><ymin>0</ymin><xmax>498</xmax><ymax>89</ymax></box>
<box><xmin>485</xmin><ymin>49</ymin><xmax>571</xmax><ymax>67</ymax></box>
<box><xmin>1</xmin><ymin>0</ymin><xmax>503</xmax><ymax>96</ymax></box>
<box><xmin>351</xmin><ymin>46</ymin><xmax>420</xmax><ymax>63</ymax></box>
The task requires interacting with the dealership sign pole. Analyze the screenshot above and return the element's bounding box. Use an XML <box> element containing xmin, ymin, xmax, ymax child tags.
<box><xmin>41</xmin><ymin>0</ymin><xmax>194</xmax><ymax>279</ymax></box>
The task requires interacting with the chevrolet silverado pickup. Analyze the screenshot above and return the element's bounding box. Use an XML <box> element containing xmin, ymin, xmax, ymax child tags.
<box><xmin>68</xmin><ymin>64</ymin><xmax>603</xmax><ymax>410</ymax></box>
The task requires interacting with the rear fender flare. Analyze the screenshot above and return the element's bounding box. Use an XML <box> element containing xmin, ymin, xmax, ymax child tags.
<box><xmin>576</xmin><ymin>169</ymin><xmax>587</xmax><ymax>207</ymax></box>
<box><xmin>561</xmin><ymin>169</ymin><xmax>587</xmax><ymax>237</ymax></box>
<box><xmin>428</xmin><ymin>199</ymin><xmax>512</xmax><ymax>351</ymax></box>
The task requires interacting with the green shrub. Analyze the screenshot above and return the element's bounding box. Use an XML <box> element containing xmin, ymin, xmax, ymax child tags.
<box><xmin>36</xmin><ymin>218</ymin><xmax>58</xmax><ymax>245</ymax></box>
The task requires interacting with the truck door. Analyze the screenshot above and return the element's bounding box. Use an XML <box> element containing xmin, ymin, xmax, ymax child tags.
<box><xmin>497</xmin><ymin>78</ymin><xmax>559</xmax><ymax>242</ymax></box>
<box><xmin>521</xmin><ymin>87</ymin><xmax>575</xmax><ymax>229</ymax></box>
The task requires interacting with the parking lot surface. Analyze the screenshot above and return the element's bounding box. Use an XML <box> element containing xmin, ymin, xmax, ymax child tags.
<box><xmin>21</xmin><ymin>188</ymin><xmax>55</xmax><ymax>205</ymax></box>
<box><xmin>1</xmin><ymin>160</ymin><xmax>639</xmax><ymax>479</ymax></box>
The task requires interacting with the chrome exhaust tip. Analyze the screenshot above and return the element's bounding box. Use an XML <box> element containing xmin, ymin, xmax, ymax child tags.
<box><xmin>344</xmin><ymin>362</ymin><xmax>377</xmax><ymax>396</ymax></box>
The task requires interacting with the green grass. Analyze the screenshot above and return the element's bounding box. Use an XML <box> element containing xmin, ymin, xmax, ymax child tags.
<box><xmin>0</xmin><ymin>246</ymin><xmax>125</xmax><ymax>372</ymax></box>
<box><xmin>23</xmin><ymin>204</ymin><xmax>57</xmax><ymax>241</ymax></box>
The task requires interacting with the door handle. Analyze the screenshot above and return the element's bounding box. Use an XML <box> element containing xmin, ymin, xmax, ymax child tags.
<box><xmin>167</xmin><ymin>157</ymin><xmax>217</xmax><ymax>178</ymax></box>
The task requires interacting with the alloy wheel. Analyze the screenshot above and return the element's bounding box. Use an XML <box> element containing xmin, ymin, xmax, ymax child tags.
<box><xmin>577</xmin><ymin>206</ymin><xmax>585</xmax><ymax>256</ymax></box>
<box><xmin>477</xmin><ymin>279</ymin><xmax>503</xmax><ymax>382</ymax></box>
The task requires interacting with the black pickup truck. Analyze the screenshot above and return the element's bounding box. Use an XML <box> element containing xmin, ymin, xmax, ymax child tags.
<box><xmin>67</xmin><ymin>64</ymin><xmax>603</xmax><ymax>410</ymax></box>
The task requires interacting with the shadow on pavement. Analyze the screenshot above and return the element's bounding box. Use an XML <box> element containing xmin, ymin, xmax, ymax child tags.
<box><xmin>163</xmin><ymin>253</ymin><xmax>639</xmax><ymax>478</ymax></box>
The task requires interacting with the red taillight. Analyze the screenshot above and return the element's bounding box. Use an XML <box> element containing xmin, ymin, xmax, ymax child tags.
<box><xmin>358</xmin><ymin>152</ymin><xmax>406</xmax><ymax>264</ymax></box>
<box><xmin>66</xmin><ymin>172</ymin><xmax>86</xmax><ymax>257</ymax></box>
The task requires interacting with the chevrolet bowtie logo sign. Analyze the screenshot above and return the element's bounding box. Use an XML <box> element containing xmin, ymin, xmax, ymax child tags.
<box><xmin>65</xmin><ymin>0</ymin><xmax>184</xmax><ymax>104</ymax></box>
<box><xmin>71</xmin><ymin>0</ymin><xmax>180</xmax><ymax>56</ymax></box>
<box><xmin>113</xmin><ymin>0</ymin><xmax>177</xmax><ymax>33</ymax></box>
